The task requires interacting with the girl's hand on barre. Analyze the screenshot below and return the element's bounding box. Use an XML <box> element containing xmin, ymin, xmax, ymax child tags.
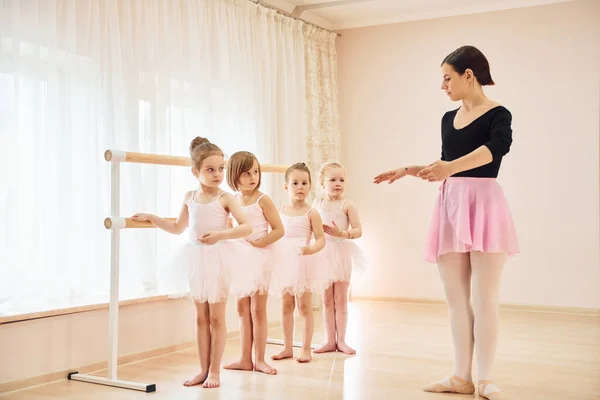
<box><xmin>199</xmin><ymin>231</ymin><xmax>222</xmax><ymax>245</ymax></box>
<box><xmin>131</xmin><ymin>213</ymin><xmax>156</xmax><ymax>223</ymax></box>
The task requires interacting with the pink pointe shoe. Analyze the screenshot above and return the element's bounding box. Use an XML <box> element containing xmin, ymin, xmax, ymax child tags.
<box><xmin>478</xmin><ymin>380</ymin><xmax>503</xmax><ymax>399</ymax></box>
<box><xmin>423</xmin><ymin>375</ymin><xmax>475</xmax><ymax>394</ymax></box>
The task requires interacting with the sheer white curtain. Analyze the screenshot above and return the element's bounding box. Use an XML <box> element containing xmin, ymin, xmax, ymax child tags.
<box><xmin>303</xmin><ymin>26</ymin><xmax>341</xmax><ymax>201</ymax></box>
<box><xmin>0</xmin><ymin>0</ymin><xmax>318</xmax><ymax>316</ymax></box>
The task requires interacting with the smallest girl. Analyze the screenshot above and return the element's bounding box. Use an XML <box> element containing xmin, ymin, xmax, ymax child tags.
<box><xmin>313</xmin><ymin>162</ymin><xmax>366</xmax><ymax>355</ymax></box>
<box><xmin>223</xmin><ymin>151</ymin><xmax>284</xmax><ymax>376</ymax></box>
<box><xmin>270</xmin><ymin>162</ymin><xmax>334</xmax><ymax>363</ymax></box>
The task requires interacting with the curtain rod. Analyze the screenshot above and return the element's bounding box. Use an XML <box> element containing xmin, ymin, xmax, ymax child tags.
<box><xmin>250</xmin><ymin>0</ymin><xmax>341</xmax><ymax>37</ymax></box>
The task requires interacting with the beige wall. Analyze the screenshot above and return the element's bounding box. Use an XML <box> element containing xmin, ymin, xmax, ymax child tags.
<box><xmin>339</xmin><ymin>1</ymin><xmax>600</xmax><ymax>308</ymax></box>
<box><xmin>0</xmin><ymin>296</ymin><xmax>282</xmax><ymax>386</ymax></box>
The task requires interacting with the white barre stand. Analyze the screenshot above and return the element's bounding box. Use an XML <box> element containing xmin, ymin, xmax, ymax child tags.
<box><xmin>69</xmin><ymin>149</ymin><xmax>310</xmax><ymax>391</ymax></box>
<box><xmin>68</xmin><ymin>151</ymin><xmax>155</xmax><ymax>393</ymax></box>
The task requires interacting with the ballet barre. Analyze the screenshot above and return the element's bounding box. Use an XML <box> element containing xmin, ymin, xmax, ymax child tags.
<box><xmin>104</xmin><ymin>217</ymin><xmax>176</xmax><ymax>229</ymax></box>
<box><xmin>69</xmin><ymin>149</ymin><xmax>291</xmax><ymax>394</ymax></box>
<box><xmin>104</xmin><ymin>150</ymin><xmax>289</xmax><ymax>173</ymax></box>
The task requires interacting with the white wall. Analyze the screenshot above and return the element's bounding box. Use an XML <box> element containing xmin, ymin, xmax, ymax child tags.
<box><xmin>339</xmin><ymin>0</ymin><xmax>600</xmax><ymax>308</ymax></box>
<box><xmin>0</xmin><ymin>296</ymin><xmax>282</xmax><ymax>385</ymax></box>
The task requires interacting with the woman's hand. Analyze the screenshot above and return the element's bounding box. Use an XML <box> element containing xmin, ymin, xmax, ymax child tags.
<box><xmin>373</xmin><ymin>168</ymin><xmax>407</xmax><ymax>184</ymax></box>
<box><xmin>417</xmin><ymin>160</ymin><xmax>455</xmax><ymax>182</ymax></box>
<box><xmin>198</xmin><ymin>231</ymin><xmax>222</xmax><ymax>245</ymax></box>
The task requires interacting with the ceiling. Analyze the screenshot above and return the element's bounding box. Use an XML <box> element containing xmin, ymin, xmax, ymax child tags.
<box><xmin>260</xmin><ymin>0</ymin><xmax>575</xmax><ymax>31</ymax></box>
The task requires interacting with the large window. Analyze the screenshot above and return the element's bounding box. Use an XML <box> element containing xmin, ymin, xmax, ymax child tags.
<box><xmin>0</xmin><ymin>42</ymin><xmax>261</xmax><ymax>317</ymax></box>
<box><xmin>0</xmin><ymin>0</ymin><xmax>323</xmax><ymax>318</ymax></box>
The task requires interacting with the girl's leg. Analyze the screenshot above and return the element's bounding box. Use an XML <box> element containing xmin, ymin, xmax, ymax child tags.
<box><xmin>204</xmin><ymin>300</ymin><xmax>227</xmax><ymax>389</ymax></box>
<box><xmin>314</xmin><ymin>284</ymin><xmax>337</xmax><ymax>353</ymax></box>
<box><xmin>251</xmin><ymin>292</ymin><xmax>277</xmax><ymax>374</ymax></box>
<box><xmin>296</xmin><ymin>292</ymin><xmax>314</xmax><ymax>363</ymax></box>
<box><xmin>333</xmin><ymin>281</ymin><xmax>355</xmax><ymax>354</ymax></box>
<box><xmin>224</xmin><ymin>297</ymin><xmax>254</xmax><ymax>371</ymax></box>
<box><xmin>423</xmin><ymin>252</ymin><xmax>475</xmax><ymax>394</ymax></box>
<box><xmin>272</xmin><ymin>292</ymin><xmax>295</xmax><ymax>360</ymax></box>
<box><xmin>183</xmin><ymin>301</ymin><xmax>210</xmax><ymax>387</ymax></box>
<box><xmin>470</xmin><ymin>251</ymin><xmax>506</xmax><ymax>399</ymax></box>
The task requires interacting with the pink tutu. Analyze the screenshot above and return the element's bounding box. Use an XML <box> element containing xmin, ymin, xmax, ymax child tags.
<box><xmin>227</xmin><ymin>239</ymin><xmax>271</xmax><ymax>297</ymax></box>
<box><xmin>158</xmin><ymin>239</ymin><xmax>266</xmax><ymax>303</ymax></box>
<box><xmin>235</xmin><ymin>194</ymin><xmax>275</xmax><ymax>296</ymax></box>
<box><xmin>321</xmin><ymin>236</ymin><xmax>367</xmax><ymax>283</ymax></box>
<box><xmin>424</xmin><ymin>177</ymin><xmax>519</xmax><ymax>263</ymax></box>
<box><xmin>270</xmin><ymin>237</ymin><xmax>336</xmax><ymax>296</ymax></box>
<box><xmin>250</xmin><ymin>241</ymin><xmax>273</xmax><ymax>295</ymax></box>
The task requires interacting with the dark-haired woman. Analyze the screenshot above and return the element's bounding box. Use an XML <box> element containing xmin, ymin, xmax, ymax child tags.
<box><xmin>374</xmin><ymin>46</ymin><xmax>518</xmax><ymax>399</ymax></box>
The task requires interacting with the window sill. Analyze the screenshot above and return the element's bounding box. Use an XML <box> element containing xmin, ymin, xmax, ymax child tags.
<box><xmin>0</xmin><ymin>294</ymin><xmax>175</xmax><ymax>325</ymax></box>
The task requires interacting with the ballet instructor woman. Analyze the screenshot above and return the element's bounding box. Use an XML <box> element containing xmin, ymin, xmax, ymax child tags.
<box><xmin>374</xmin><ymin>45</ymin><xmax>518</xmax><ymax>400</ymax></box>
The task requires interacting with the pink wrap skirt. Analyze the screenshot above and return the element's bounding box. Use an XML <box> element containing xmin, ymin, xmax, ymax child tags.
<box><xmin>424</xmin><ymin>177</ymin><xmax>519</xmax><ymax>263</ymax></box>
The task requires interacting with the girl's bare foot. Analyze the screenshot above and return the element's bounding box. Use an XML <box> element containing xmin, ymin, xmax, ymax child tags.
<box><xmin>183</xmin><ymin>371</ymin><xmax>208</xmax><ymax>387</ymax></box>
<box><xmin>336</xmin><ymin>342</ymin><xmax>356</xmax><ymax>355</ymax></box>
<box><xmin>314</xmin><ymin>342</ymin><xmax>337</xmax><ymax>353</ymax></box>
<box><xmin>271</xmin><ymin>348</ymin><xmax>293</xmax><ymax>360</ymax></box>
<box><xmin>202</xmin><ymin>374</ymin><xmax>220</xmax><ymax>389</ymax></box>
<box><xmin>296</xmin><ymin>348</ymin><xmax>312</xmax><ymax>363</ymax></box>
<box><xmin>254</xmin><ymin>360</ymin><xmax>277</xmax><ymax>375</ymax></box>
<box><xmin>223</xmin><ymin>360</ymin><xmax>254</xmax><ymax>371</ymax></box>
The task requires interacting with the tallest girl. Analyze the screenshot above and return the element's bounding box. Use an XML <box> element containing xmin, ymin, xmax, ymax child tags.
<box><xmin>374</xmin><ymin>45</ymin><xmax>518</xmax><ymax>400</ymax></box>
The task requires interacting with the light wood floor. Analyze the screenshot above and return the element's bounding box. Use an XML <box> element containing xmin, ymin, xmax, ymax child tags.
<box><xmin>1</xmin><ymin>301</ymin><xmax>599</xmax><ymax>399</ymax></box>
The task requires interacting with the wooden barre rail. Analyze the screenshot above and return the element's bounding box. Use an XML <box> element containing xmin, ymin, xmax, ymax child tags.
<box><xmin>104</xmin><ymin>150</ymin><xmax>289</xmax><ymax>173</ymax></box>
<box><xmin>103</xmin><ymin>150</ymin><xmax>289</xmax><ymax>230</ymax></box>
<box><xmin>104</xmin><ymin>217</ymin><xmax>177</xmax><ymax>229</ymax></box>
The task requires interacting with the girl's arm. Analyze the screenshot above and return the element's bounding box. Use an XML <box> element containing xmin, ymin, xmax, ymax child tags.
<box><xmin>323</xmin><ymin>200</ymin><xmax>363</xmax><ymax>239</ymax></box>
<box><xmin>221</xmin><ymin>193</ymin><xmax>252</xmax><ymax>239</ymax></box>
<box><xmin>131</xmin><ymin>191</ymin><xmax>190</xmax><ymax>235</ymax></box>
<box><xmin>220</xmin><ymin>193</ymin><xmax>253</xmax><ymax>239</ymax></box>
<box><xmin>199</xmin><ymin>194</ymin><xmax>252</xmax><ymax>244</ymax></box>
<box><xmin>303</xmin><ymin>210</ymin><xmax>326</xmax><ymax>255</ymax></box>
<box><xmin>249</xmin><ymin>196</ymin><xmax>285</xmax><ymax>248</ymax></box>
<box><xmin>344</xmin><ymin>201</ymin><xmax>362</xmax><ymax>239</ymax></box>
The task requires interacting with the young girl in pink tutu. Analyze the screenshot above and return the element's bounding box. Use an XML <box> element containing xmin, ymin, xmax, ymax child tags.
<box><xmin>223</xmin><ymin>151</ymin><xmax>284</xmax><ymax>376</ymax></box>
<box><xmin>132</xmin><ymin>137</ymin><xmax>263</xmax><ymax>389</ymax></box>
<box><xmin>270</xmin><ymin>162</ymin><xmax>333</xmax><ymax>364</ymax></box>
<box><xmin>374</xmin><ymin>46</ymin><xmax>518</xmax><ymax>399</ymax></box>
<box><xmin>313</xmin><ymin>162</ymin><xmax>366</xmax><ymax>356</ymax></box>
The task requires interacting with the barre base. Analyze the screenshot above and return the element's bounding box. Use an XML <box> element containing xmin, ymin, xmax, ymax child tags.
<box><xmin>68</xmin><ymin>372</ymin><xmax>156</xmax><ymax>393</ymax></box>
<box><xmin>266</xmin><ymin>338</ymin><xmax>319</xmax><ymax>350</ymax></box>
